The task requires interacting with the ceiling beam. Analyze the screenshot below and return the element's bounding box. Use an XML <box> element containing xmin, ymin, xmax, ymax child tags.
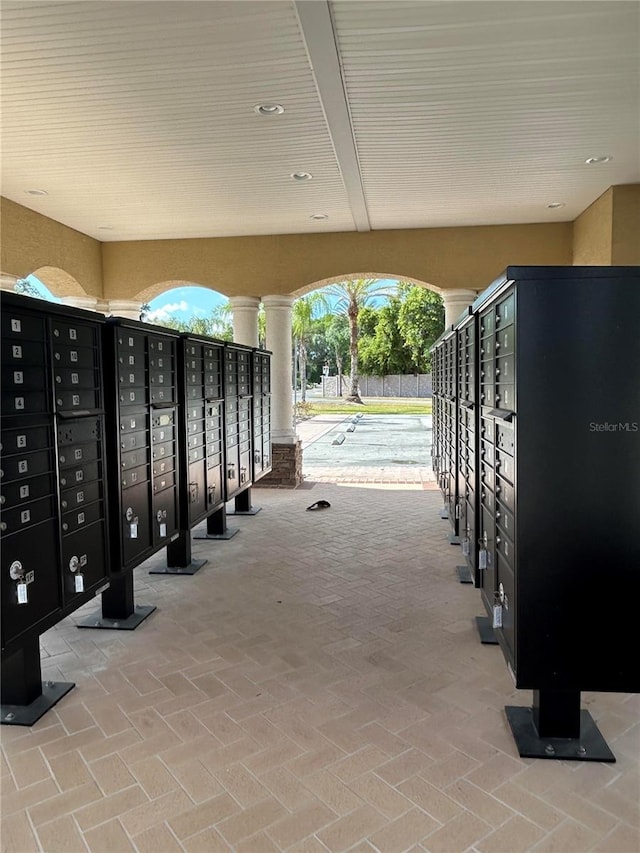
<box><xmin>294</xmin><ymin>0</ymin><xmax>371</xmax><ymax>232</ymax></box>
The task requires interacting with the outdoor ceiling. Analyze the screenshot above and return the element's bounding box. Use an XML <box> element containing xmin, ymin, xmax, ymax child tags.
<box><xmin>1</xmin><ymin>1</ymin><xmax>638</xmax><ymax>242</ymax></box>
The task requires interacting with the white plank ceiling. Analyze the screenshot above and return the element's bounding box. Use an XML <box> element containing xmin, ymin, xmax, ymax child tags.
<box><xmin>1</xmin><ymin>0</ymin><xmax>638</xmax><ymax>241</ymax></box>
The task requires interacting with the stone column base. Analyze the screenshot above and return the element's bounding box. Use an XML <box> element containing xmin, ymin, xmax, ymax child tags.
<box><xmin>255</xmin><ymin>441</ymin><xmax>303</xmax><ymax>488</ymax></box>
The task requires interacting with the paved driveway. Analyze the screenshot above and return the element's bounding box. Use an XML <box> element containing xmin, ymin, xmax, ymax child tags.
<box><xmin>297</xmin><ymin>413</ymin><xmax>436</xmax><ymax>486</ymax></box>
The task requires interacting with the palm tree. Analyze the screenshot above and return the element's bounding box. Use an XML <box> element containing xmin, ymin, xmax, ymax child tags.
<box><xmin>292</xmin><ymin>292</ymin><xmax>328</xmax><ymax>402</ymax></box>
<box><xmin>258</xmin><ymin>304</ymin><xmax>266</xmax><ymax>349</ymax></box>
<box><xmin>14</xmin><ymin>278</ymin><xmax>41</xmax><ymax>298</ymax></box>
<box><xmin>325</xmin><ymin>278</ymin><xmax>397</xmax><ymax>403</ymax></box>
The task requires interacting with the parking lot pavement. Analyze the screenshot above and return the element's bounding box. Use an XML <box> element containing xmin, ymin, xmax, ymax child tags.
<box><xmin>298</xmin><ymin>412</ymin><xmax>436</xmax><ymax>486</ymax></box>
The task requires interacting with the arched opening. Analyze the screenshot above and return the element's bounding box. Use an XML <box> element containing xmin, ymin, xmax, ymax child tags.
<box><xmin>291</xmin><ymin>273</ymin><xmax>444</xmax><ymax>394</ymax></box>
<box><xmin>13</xmin><ymin>273</ymin><xmax>61</xmax><ymax>303</ymax></box>
<box><xmin>290</xmin><ymin>273</ymin><xmax>443</xmax><ymax>486</ymax></box>
<box><xmin>291</xmin><ymin>271</ymin><xmax>443</xmax><ymax>299</ymax></box>
<box><xmin>141</xmin><ymin>282</ymin><xmax>232</xmax><ymax>339</ymax></box>
<box><xmin>30</xmin><ymin>267</ymin><xmax>87</xmax><ymax>299</ymax></box>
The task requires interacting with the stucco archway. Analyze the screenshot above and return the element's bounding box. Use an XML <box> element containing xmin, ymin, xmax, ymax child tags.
<box><xmin>291</xmin><ymin>272</ymin><xmax>443</xmax><ymax>299</ymax></box>
<box><xmin>132</xmin><ymin>279</ymin><xmax>230</xmax><ymax>305</ymax></box>
<box><xmin>28</xmin><ymin>266</ymin><xmax>87</xmax><ymax>299</ymax></box>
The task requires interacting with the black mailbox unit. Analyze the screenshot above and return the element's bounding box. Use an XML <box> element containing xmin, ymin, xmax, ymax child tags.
<box><xmin>223</xmin><ymin>342</ymin><xmax>258</xmax><ymax>516</ymax></box>
<box><xmin>431</xmin><ymin>337</ymin><xmax>444</xmax><ymax>496</ymax></box>
<box><xmin>436</xmin><ymin>326</ymin><xmax>459</xmax><ymax>542</ymax></box>
<box><xmin>79</xmin><ymin>317</ymin><xmax>181</xmax><ymax>627</ymax></box>
<box><xmin>1</xmin><ymin>292</ymin><xmax>110</xmax><ymax>724</ymax></box>
<box><xmin>155</xmin><ymin>333</ymin><xmax>226</xmax><ymax>571</ymax></box>
<box><xmin>251</xmin><ymin>348</ymin><xmax>272</xmax><ymax>483</ymax></box>
<box><xmin>454</xmin><ymin>308</ymin><xmax>479</xmax><ymax>585</ymax></box>
<box><xmin>195</xmin><ymin>340</ymin><xmax>255</xmax><ymax>536</ymax></box>
<box><xmin>463</xmin><ymin>266</ymin><xmax>639</xmax><ymax>760</ymax></box>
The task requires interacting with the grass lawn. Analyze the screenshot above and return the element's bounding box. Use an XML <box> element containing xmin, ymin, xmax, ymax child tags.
<box><xmin>304</xmin><ymin>399</ymin><xmax>432</xmax><ymax>416</ymax></box>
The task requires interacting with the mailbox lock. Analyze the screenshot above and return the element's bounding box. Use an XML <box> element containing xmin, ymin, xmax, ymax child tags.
<box><xmin>156</xmin><ymin>509</ymin><xmax>166</xmax><ymax>522</ymax></box>
<box><xmin>125</xmin><ymin>506</ymin><xmax>134</xmax><ymax>522</ymax></box>
<box><xmin>9</xmin><ymin>561</ymin><xmax>25</xmax><ymax>580</ymax></box>
<box><xmin>69</xmin><ymin>556</ymin><xmax>79</xmax><ymax>573</ymax></box>
<box><xmin>498</xmin><ymin>582</ymin><xmax>505</xmax><ymax>604</ymax></box>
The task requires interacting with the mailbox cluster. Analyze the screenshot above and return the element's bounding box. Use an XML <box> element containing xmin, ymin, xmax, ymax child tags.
<box><xmin>224</xmin><ymin>345</ymin><xmax>253</xmax><ymax>498</ymax></box>
<box><xmin>181</xmin><ymin>337</ymin><xmax>225</xmax><ymax>527</ymax></box>
<box><xmin>431</xmin><ymin>266</ymin><xmax>639</xmax><ymax>761</ymax></box>
<box><xmin>431</xmin><ymin>327</ymin><xmax>458</xmax><ymax>537</ymax></box>
<box><xmin>252</xmin><ymin>350</ymin><xmax>272</xmax><ymax>481</ymax></box>
<box><xmin>112</xmin><ymin>321</ymin><xmax>181</xmax><ymax>566</ymax></box>
<box><xmin>92</xmin><ymin>319</ymin><xmax>182</xmax><ymax>615</ymax></box>
<box><xmin>1</xmin><ymin>293</ymin><xmax>110</xmax><ymax>723</ymax></box>
<box><xmin>1</xmin><ymin>292</ymin><xmax>272</xmax><ymax>724</ymax></box>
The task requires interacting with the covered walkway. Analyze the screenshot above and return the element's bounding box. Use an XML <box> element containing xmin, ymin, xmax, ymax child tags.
<box><xmin>2</xmin><ymin>485</ymin><xmax>637</xmax><ymax>851</ymax></box>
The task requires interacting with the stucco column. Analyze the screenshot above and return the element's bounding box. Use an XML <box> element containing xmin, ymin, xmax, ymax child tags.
<box><xmin>1</xmin><ymin>274</ymin><xmax>20</xmax><ymax>292</ymax></box>
<box><xmin>60</xmin><ymin>295</ymin><xmax>100</xmax><ymax>312</ymax></box>
<box><xmin>106</xmin><ymin>299</ymin><xmax>142</xmax><ymax>320</ymax></box>
<box><xmin>262</xmin><ymin>294</ymin><xmax>295</xmax><ymax>445</ymax></box>
<box><xmin>229</xmin><ymin>295</ymin><xmax>260</xmax><ymax>348</ymax></box>
<box><xmin>441</xmin><ymin>289</ymin><xmax>478</xmax><ymax>327</ymax></box>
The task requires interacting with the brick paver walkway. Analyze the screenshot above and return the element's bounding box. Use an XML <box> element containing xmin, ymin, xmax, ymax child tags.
<box><xmin>2</xmin><ymin>485</ymin><xmax>637</xmax><ymax>851</ymax></box>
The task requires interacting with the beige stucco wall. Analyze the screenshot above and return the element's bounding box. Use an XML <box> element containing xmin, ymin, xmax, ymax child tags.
<box><xmin>5</xmin><ymin>186</ymin><xmax>638</xmax><ymax>302</ymax></box>
<box><xmin>571</xmin><ymin>185</ymin><xmax>640</xmax><ymax>266</ymax></box>
<box><xmin>0</xmin><ymin>197</ymin><xmax>103</xmax><ymax>297</ymax></box>
<box><xmin>611</xmin><ymin>184</ymin><xmax>640</xmax><ymax>265</ymax></box>
<box><xmin>572</xmin><ymin>188</ymin><xmax>613</xmax><ymax>265</ymax></box>
<box><xmin>101</xmin><ymin>222</ymin><xmax>572</xmax><ymax>302</ymax></box>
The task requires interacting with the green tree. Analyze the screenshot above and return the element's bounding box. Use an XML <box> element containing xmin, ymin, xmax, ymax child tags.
<box><xmin>321</xmin><ymin>314</ymin><xmax>350</xmax><ymax>392</ymax></box>
<box><xmin>359</xmin><ymin>296</ymin><xmax>412</xmax><ymax>376</ymax></box>
<box><xmin>14</xmin><ymin>278</ymin><xmax>42</xmax><ymax>298</ymax></box>
<box><xmin>396</xmin><ymin>284</ymin><xmax>445</xmax><ymax>372</ymax></box>
<box><xmin>292</xmin><ymin>292</ymin><xmax>328</xmax><ymax>402</ymax></box>
<box><xmin>305</xmin><ymin>319</ymin><xmax>334</xmax><ymax>384</ymax></box>
<box><xmin>325</xmin><ymin>278</ymin><xmax>396</xmax><ymax>403</ymax></box>
<box><xmin>147</xmin><ymin>302</ymin><xmax>233</xmax><ymax>340</ymax></box>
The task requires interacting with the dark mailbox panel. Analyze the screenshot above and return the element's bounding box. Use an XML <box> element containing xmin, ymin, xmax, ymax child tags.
<box><xmin>104</xmin><ymin>319</ymin><xmax>180</xmax><ymax>573</ymax></box>
<box><xmin>1</xmin><ymin>292</ymin><xmax>110</xmax><ymax>656</ymax></box>
<box><xmin>251</xmin><ymin>349</ymin><xmax>272</xmax><ymax>481</ymax></box>
<box><xmin>431</xmin><ymin>326</ymin><xmax>458</xmax><ymax>537</ymax></box>
<box><xmin>175</xmin><ymin>335</ymin><xmax>225</xmax><ymax>529</ymax></box>
<box><xmin>454</xmin><ymin>309</ymin><xmax>479</xmax><ymax>581</ymax></box>
<box><xmin>434</xmin><ymin>268</ymin><xmax>640</xmax><ymax>695</ymax></box>
<box><xmin>223</xmin><ymin>343</ymin><xmax>254</xmax><ymax>500</ymax></box>
<box><xmin>430</xmin><ymin>339</ymin><xmax>444</xmax><ymax>482</ymax></box>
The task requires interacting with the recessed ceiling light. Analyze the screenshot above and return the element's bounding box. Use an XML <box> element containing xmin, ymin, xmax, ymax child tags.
<box><xmin>291</xmin><ymin>172</ymin><xmax>313</xmax><ymax>181</ymax></box>
<box><xmin>26</xmin><ymin>189</ymin><xmax>48</xmax><ymax>196</ymax></box>
<box><xmin>98</xmin><ymin>225</ymin><xmax>114</xmax><ymax>231</ymax></box>
<box><xmin>547</xmin><ymin>202</ymin><xmax>565</xmax><ymax>209</ymax></box>
<box><xmin>310</xmin><ymin>213</ymin><xmax>328</xmax><ymax>220</ymax></box>
<box><xmin>585</xmin><ymin>156</ymin><xmax>613</xmax><ymax>164</ymax></box>
<box><xmin>254</xmin><ymin>104</ymin><xmax>284</xmax><ymax>115</ymax></box>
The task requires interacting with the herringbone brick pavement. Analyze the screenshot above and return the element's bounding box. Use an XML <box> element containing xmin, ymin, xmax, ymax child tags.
<box><xmin>1</xmin><ymin>484</ymin><xmax>638</xmax><ymax>852</ymax></box>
